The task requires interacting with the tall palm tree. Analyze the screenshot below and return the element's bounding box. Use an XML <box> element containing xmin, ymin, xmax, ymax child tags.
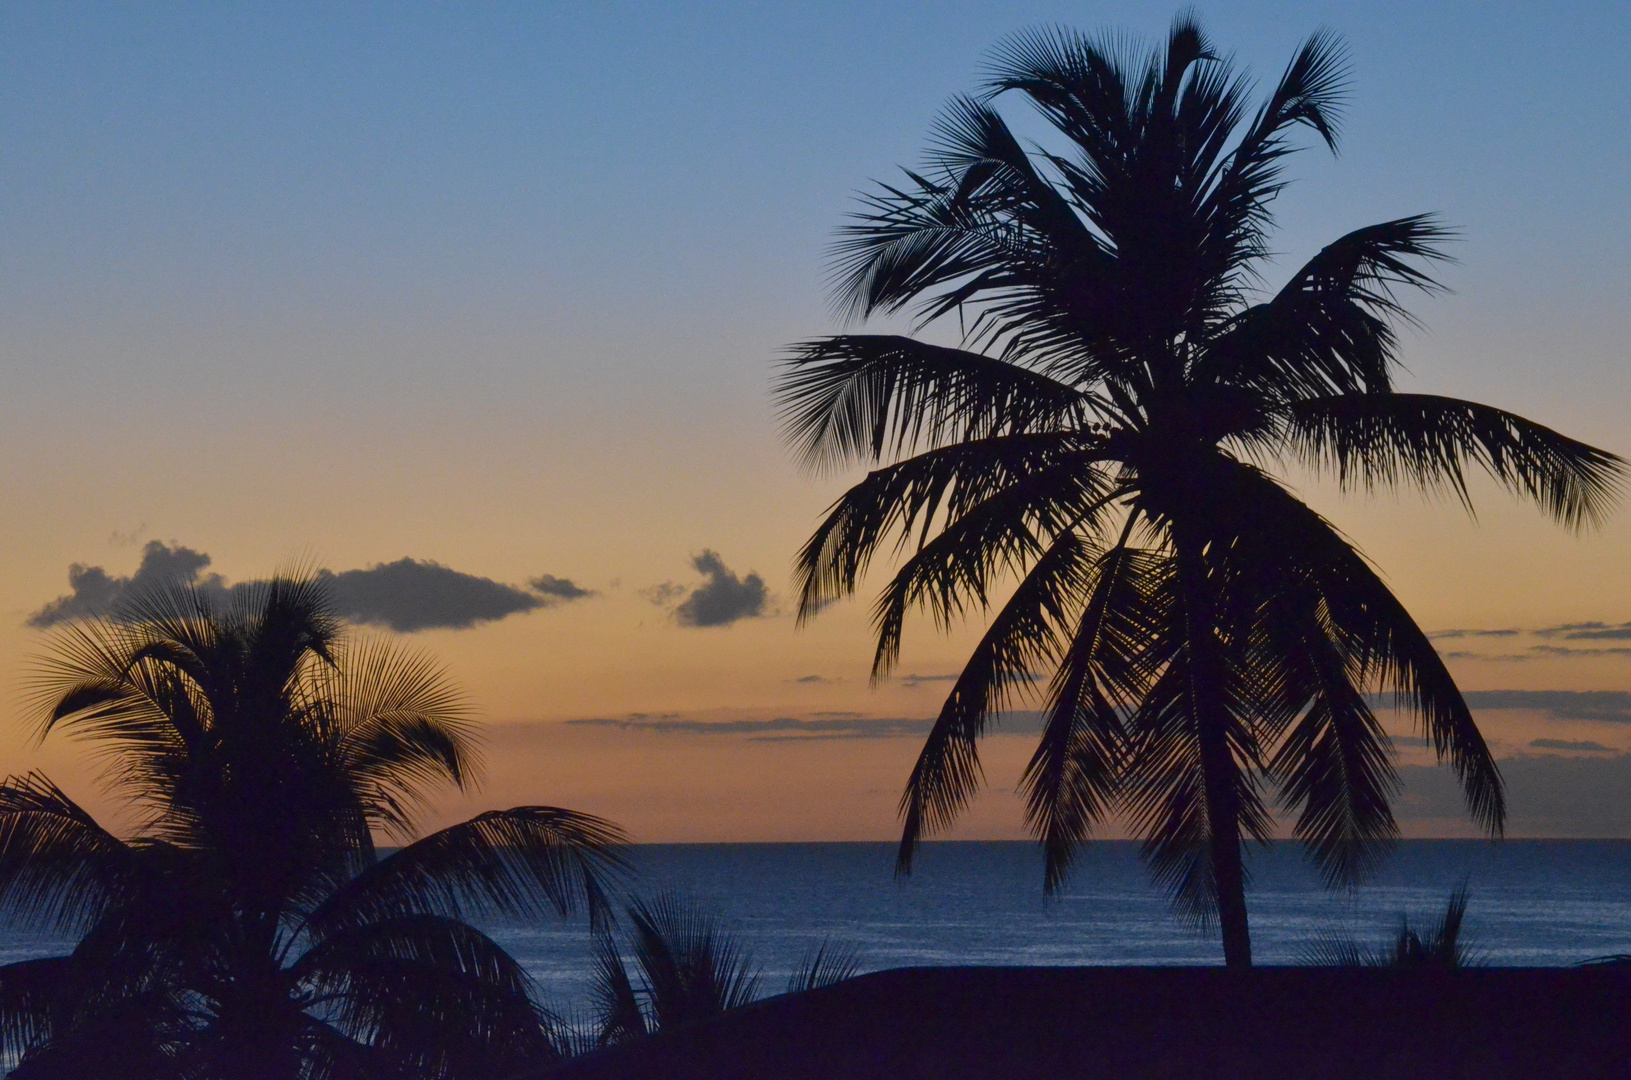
<box><xmin>775</xmin><ymin>17</ymin><xmax>1622</xmax><ymax>967</ymax></box>
<box><xmin>0</xmin><ymin>576</ymin><xmax>627</xmax><ymax>1078</ymax></box>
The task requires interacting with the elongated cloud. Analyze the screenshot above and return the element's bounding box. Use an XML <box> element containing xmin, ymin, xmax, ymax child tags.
<box><xmin>28</xmin><ymin>541</ymin><xmax>591</xmax><ymax>632</ymax></box>
<box><xmin>568</xmin><ymin>710</ymin><xmax>1046</xmax><ymax>741</ymax></box>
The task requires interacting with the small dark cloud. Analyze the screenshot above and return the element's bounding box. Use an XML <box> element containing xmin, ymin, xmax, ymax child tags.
<box><xmin>791</xmin><ymin>674</ymin><xmax>837</xmax><ymax>684</ymax></box>
<box><xmin>646</xmin><ymin>551</ymin><xmax>769</xmax><ymax>628</ymax></box>
<box><xmin>640</xmin><ymin>582</ymin><xmax>686</xmax><ymax>607</ymax></box>
<box><xmin>528</xmin><ymin>574</ymin><xmax>593</xmax><ymax>601</ymax></box>
<box><xmin>900</xmin><ymin>673</ymin><xmax>959</xmax><ymax>687</ymax></box>
<box><xmin>1443</xmin><ymin>651</ymin><xmax>1535</xmax><ymax>661</ymax></box>
<box><xmin>1429</xmin><ymin>628</ymin><xmax>1521</xmax><ymax>640</ymax></box>
<box><xmin>1531</xmin><ymin>739</ymin><xmax>1616</xmax><ymax>753</ymax></box>
<box><xmin>28</xmin><ymin>542</ymin><xmax>591</xmax><ymax>633</ymax></box>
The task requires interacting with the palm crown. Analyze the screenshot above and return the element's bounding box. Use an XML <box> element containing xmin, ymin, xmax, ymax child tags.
<box><xmin>0</xmin><ymin>576</ymin><xmax>626</xmax><ymax>1078</ymax></box>
<box><xmin>776</xmin><ymin>17</ymin><xmax>1622</xmax><ymax>967</ymax></box>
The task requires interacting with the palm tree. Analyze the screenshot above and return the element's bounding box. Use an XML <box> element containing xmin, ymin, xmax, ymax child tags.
<box><xmin>775</xmin><ymin>16</ymin><xmax>1623</xmax><ymax>968</ymax></box>
<box><xmin>0</xmin><ymin>576</ymin><xmax>627</xmax><ymax>1079</ymax></box>
<box><xmin>590</xmin><ymin>893</ymin><xmax>760</xmax><ymax>1046</ymax></box>
<box><xmin>590</xmin><ymin>893</ymin><xmax>859</xmax><ymax>1047</ymax></box>
<box><xmin>1305</xmin><ymin>886</ymin><xmax>1474</xmax><ymax>968</ymax></box>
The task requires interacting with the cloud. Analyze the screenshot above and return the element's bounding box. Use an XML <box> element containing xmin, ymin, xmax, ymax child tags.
<box><xmin>1396</xmin><ymin>754</ymin><xmax>1631</xmax><ymax>836</ymax></box>
<box><xmin>1530</xmin><ymin>739</ymin><xmax>1616</xmax><ymax>753</ymax></box>
<box><xmin>1457</xmin><ymin>690</ymin><xmax>1631</xmax><ymax>724</ymax></box>
<box><xmin>1429</xmin><ymin>628</ymin><xmax>1521</xmax><ymax>640</ymax></box>
<box><xmin>528</xmin><ymin>574</ymin><xmax>593</xmax><ymax>601</ymax></box>
<box><xmin>647</xmin><ymin>550</ymin><xmax>769</xmax><ymax>628</ymax></box>
<box><xmin>320</xmin><ymin>559</ymin><xmax>589</xmax><ymax>632</ymax></box>
<box><xmin>568</xmin><ymin>709</ymin><xmax>1046</xmax><ymax>741</ymax></box>
<box><xmin>1530</xmin><ymin>645</ymin><xmax>1631</xmax><ymax>658</ymax></box>
<box><xmin>791</xmin><ymin>674</ymin><xmax>837</xmax><ymax>684</ymax></box>
<box><xmin>568</xmin><ymin>714</ymin><xmax>935</xmax><ymax>740</ymax></box>
<box><xmin>900</xmin><ymin>672</ymin><xmax>958</xmax><ymax>687</ymax></box>
<box><xmin>1442</xmin><ymin>651</ymin><xmax>1536</xmax><ymax>661</ymax></box>
<box><xmin>1537</xmin><ymin>621</ymin><xmax>1631</xmax><ymax>640</ymax></box>
<box><xmin>29</xmin><ymin>541</ymin><xmax>218</xmax><ymax>627</ymax></box>
<box><xmin>28</xmin><ymin>542</ymin><xmax>592</xmax><ymax>633</ymax></box>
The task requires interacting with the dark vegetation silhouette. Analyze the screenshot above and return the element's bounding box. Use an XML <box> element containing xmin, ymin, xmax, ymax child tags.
<box><xmin>590</xmin><ymin>892</ymin><xmax>858</xmax><ymax>1048</ymax></box>
<box><xmin>1304</xmin><ymin>886</ymin><xmax>1473</xmax><ymax>968</ymax></box>
<box><xmin>0</xmin><ymin>576</ymin><xmax>627</xmax><ymax>1079</ymax></box>
<box><xmin>775</xmin><ymin>15</ymin><xmax>1623</xmax><ymax>966</ymax></box>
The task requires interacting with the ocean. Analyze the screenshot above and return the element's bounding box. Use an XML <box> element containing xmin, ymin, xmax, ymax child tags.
<box><xmin>491</xmin><ymin>839</ymin><xmax>1631</xmax><ymax>1010</ymax></box>
<box><xmin>4</xmin><ymin>841</ymin><xmax>1628</xmax><ymax>1014</ymax></box>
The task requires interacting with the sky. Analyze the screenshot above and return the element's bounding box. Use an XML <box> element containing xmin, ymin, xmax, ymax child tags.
<box><xmin>1</xmin><ymin>1</ymin><xmax>1629</xmax><ymax>843</ymax></box>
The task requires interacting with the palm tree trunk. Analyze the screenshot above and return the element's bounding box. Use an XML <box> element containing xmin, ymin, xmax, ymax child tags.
<box><xmin>1172</xmin><ymin>525</ymin><xmax>1253</xmax><ymax>969</ymax></box>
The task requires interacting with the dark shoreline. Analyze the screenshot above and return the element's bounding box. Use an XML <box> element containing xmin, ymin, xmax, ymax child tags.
<box><xmin>530</xmin><ymin>965</ymin><xmax>1631</xmax><ymax>1079</ymax></box>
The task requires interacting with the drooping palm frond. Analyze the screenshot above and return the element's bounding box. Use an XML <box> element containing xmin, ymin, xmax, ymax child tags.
<box><xmin>0</xmin><ymin>775</ymin><xmax>131</xmax><ymax>936</ymax></box>
<box><xmin>1022</xmin><ymin>535</ymin><xmax>1161</xmax><ymax>891</ymax></box>
<box><xmin>310</xmin><ymin>807</ymin><xmax>629</xmax><ymax>936</ymax></box>
<box><xmin>298</xmin><ymin>914</ymin><xmax>556</xmax><ymax>1079</ymax></box>
<box><xmin>896</xmin><ymin>530</ymin><xmax>1102</xmax><ymax>872</ymax></box>
<box><xmin>1285</xmin><ymin>393</ymin><xmax>1624</xmax><ymax>529</ymax></box>
<box><xmin>791</xmin><ymin>432</ymin><xmax>1105</xmax><ymax>621</ymax></box>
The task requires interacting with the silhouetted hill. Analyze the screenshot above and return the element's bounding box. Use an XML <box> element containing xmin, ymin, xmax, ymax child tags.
<box><xmin>525</xmin><ymin>965</ymin><xmax>1631</xmax><ymax>1079</ymax></box>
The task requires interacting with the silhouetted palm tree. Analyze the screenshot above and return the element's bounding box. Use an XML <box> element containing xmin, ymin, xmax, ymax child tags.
<box><xmin>775</xmin><ymin>16</ymin><xmax>1622</xmax><ymax>967</ymax></box>
<box><xmin>0</xmin><ymin>577</ymin><xmax>627</xmax><ymax>1079</ymax></box>
<box><xmin>590</xmin><ymin>893</ymin><xmax>859</xmax><ymax>1047</ymax></box>
<box><xmin>591</xmin><ymin>894</ymin><xmax>760</xmax><ymax>1046</ymax></box>
<box><xmin>1305</xmin><ymin>887</ymin><xmax>1473</xmax><ymax>968</ymax></box>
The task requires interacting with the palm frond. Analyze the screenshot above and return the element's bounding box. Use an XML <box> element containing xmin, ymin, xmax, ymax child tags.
<box><xmin>1286</xmin><ymin>392</ymin><xmax>1624</xmax><ymax>529</ymax></box>
<box><xmin>309</xmin><ymin>807</ymin><xmax>629</xmax><ymax>935</ymax></box>
<box><xmin>323</xmin><ymin>637</ymin><xmax>477</xmax><ymax>838</ymax></box>
<box><xmin>0</xmin><ymin>957</ymin><xmax>67</xmax><ymax>1068</ymax></box>
<box><xmin>777</xmin><ymin>336</ymin><xmax>1094</xmax><ymax>471</ymax></box>
<box><xmin>896</xmin><ymin>530</ymin><xmax>1099</xmax><ymax>873</ymax></box>
<box><xmin>1021</xmin><ymin>536</ymin><xmax>1160</xmax><ymax>891</ymax></box>
<box><xmin>622</xmin><ymin>894</ymin><xmax>760</xmax><ymax>1033</ymax></box>
<box><xmin>868</xmin><ymin>466</ymin><xmax>1116</xmax><ymax>677</ymax></box>
<box><xmin>786</xmin><ymin>941</ymin><xmax>862</xmax><ymax>995</ymax></box>
<box><xmin>589</xmin><ymin>934</ymin><xmax>646</xmax><ymax>1046</ymax></box>
<box><xmin>297</xmin><ymin>913</ymin><xmax>554</xmax><ymax>1079</ymax></box>
<box><xmin>0</xmin><ymin>774</ymin><xmax>129</xmax><ymax>935</ymax></box>
<box><xmin>792</xmin><ymin>432</ymin><xmax>1101</xmax><ymax>622</ymax></box>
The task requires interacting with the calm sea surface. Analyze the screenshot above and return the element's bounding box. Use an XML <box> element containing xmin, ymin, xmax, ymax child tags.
<box><xmin>5</xmin><ymin>841</ymin><xmax>1629</xmax><ymax>1012</ymax></box>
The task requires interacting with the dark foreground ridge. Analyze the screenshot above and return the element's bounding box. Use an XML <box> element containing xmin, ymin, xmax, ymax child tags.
<box><xmin>526</xmin><ymin>965</ymin><xmax>1631</xmax><ymax>1080</ymax></box>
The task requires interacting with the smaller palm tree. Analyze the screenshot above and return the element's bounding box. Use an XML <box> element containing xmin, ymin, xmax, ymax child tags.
<box><xmin>0</xmin><ymin>576</ymin><xmax>627</xmax><ymax>1080</ymax></box>
<box><xmin>590</xmin><ymin>894</ymin><xmax>760</xmax><ymax>1046</ymax></box>
<box><xmin>1305</xmin><ymin>887</ymin><xmax>1473</xmax><ymax>968</ymax></box>
<box><xmin>590</xmin><ymin>893</ymin><xmax>861</xmax><ymax>1047</ymax></box>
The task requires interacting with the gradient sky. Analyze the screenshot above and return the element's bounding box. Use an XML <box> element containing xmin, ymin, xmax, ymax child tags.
<box><xmin>2</xmin><ymin>1</ymin><xmax>1629</xmax><ymax>842</ymax></box>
